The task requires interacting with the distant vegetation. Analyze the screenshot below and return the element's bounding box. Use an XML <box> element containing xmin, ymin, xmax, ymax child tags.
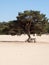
<box><xmin>0</xmin><ymin>10</ymin><xmax>49</xmax><ymax>42</ymax></box>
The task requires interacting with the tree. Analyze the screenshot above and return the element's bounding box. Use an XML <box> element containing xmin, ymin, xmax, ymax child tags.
<box><xmin>16</xmin><ymin>10</ymin><xmax>48</xmax><ymax>42</ymax></box>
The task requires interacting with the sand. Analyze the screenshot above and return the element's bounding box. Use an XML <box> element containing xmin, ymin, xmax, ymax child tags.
<box><xmin>0</xmin><ymin>34</ymin><xmax>49</xmax><ymax>43</ymax></box>
<box><xmin>0</xmin><ymin>34</ymin><xmax>49</xmax><ymax>65</ymax></box>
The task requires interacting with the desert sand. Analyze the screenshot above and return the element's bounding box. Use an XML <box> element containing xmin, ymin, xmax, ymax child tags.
<box><xmin>0</xmin><ymin>34</ymin><xmax>49</xmax><ymax>65</ymax></box>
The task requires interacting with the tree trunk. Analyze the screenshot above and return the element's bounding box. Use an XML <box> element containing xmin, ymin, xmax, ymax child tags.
<box><xmin>25</xmin><ymin>22</ymin><xmax>32</xmax><ymax>42</ymax></box>
<box><xmin>27</xmin><ymin>31</ymin><xmax>32</xmax><ymax>42</ymax></box>
<box><xmin>25</xmin><ymin>22</ymin><xmax>36</xmax><ymax>42</ymax></box>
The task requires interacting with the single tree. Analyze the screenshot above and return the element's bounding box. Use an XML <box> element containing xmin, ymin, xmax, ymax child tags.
<box><xmin>16</xmin><ymin>10</ymin><xmax>48</xmax><ymax>42</ymax></box>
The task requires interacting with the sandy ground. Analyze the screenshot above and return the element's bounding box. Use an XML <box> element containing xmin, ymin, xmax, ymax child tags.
<box><xmin>0</xmin><ymin>42</ymin><xmax>49</xmax><ymax>65</ymax></box>
<box><xmin>0</xmin><ymin>34</ymin><xmax>49</xmax><ymax>65</ymax></box>
<box><xmin>0</xmin><ymin>34</ymin><xmax>49</xmax><ymax>43</ymax></box>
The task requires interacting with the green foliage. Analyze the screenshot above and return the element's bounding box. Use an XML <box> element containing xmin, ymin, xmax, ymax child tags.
<box><xmin>47</xmin><ymin>22</ymin><xmax>49</xmax><ymax>33</ymax></box>
<box><xmin>0</xmin><ymin>10</ymin><xmax>48</xmax><ymax>36</ymax></box>
<box><xmin>16</xmin><ymin>10</ymin><xmax>48</xmax><ymax>35</ymax></box>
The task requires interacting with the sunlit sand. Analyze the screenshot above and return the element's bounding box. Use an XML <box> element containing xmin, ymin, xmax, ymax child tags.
<box><xmin>0</xmin><ymin>34</ymin><xmax>49</xmax><ymax>65</ymax></box>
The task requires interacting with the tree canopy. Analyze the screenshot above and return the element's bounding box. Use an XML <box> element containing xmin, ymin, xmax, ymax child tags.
<box><xmin>17</xmin><ymin>10</ymin><xmax>48</xmax><ymax>34</ymax></box>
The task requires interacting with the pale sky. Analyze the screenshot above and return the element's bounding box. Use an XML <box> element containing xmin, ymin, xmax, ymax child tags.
<box><xmin>0</xmin><ymin>0</ymin><xmax>49</xmax><ymax>22</ymax></box>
